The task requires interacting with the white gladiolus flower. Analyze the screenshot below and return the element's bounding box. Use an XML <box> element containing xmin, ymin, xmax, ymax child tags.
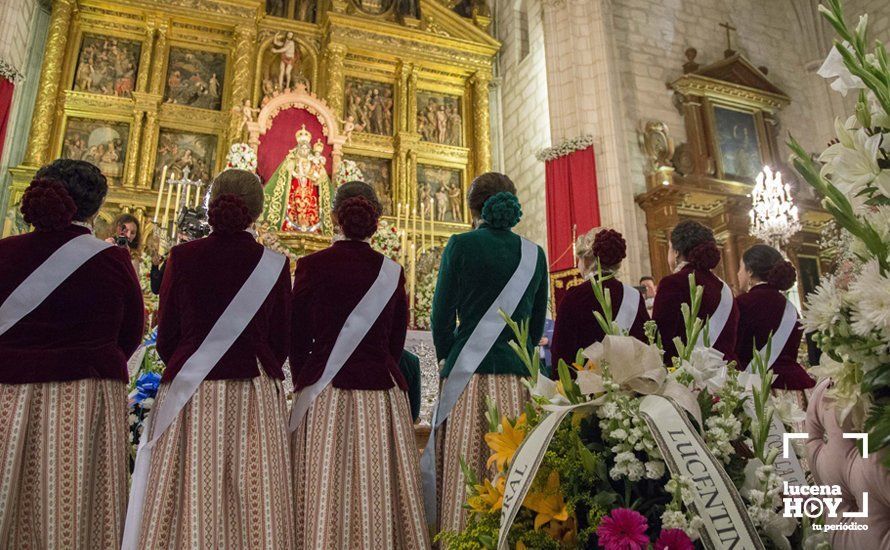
<box><xmin>660</xmin><ymin>510</ymin><xmax>687</xmax><ymax>530</ymax></box>
<box><xmin>645</xmin><ymin>460</ymin><xmax>665</xmax><ymax>479</ymax></box>
<box><xmin>677</xmin><ymin>346</ymin><xmax>727</xmax><ymax>390</ymax></box>
<box><xmin>818</xmin><ymin>44</ymin><xmax>865</xmax><ymax>96</ymax></box>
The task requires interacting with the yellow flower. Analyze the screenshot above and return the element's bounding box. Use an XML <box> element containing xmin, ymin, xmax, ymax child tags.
<box><xmin>484</xmin><ymin>414</ymin><xmax>527</xmax><ymax>471</ymax></box>
<box><xmin>516</xmin><ymin>542</ymin><xmax>527</xmax><ymax>550</ymax></box>
<box><xmin>523</xmin><ymin>470</ymin><xmax>569</xmax><ymax>530</ymax></box>
<box><xmin>467</xmin><ymin>476</ymin><xmax>505</xmax><ymax>513</ymax></box>
<box><xmin>573</xmin><ymin>359</ymin><xmax>599</xmax><ymax>372</ymax></box>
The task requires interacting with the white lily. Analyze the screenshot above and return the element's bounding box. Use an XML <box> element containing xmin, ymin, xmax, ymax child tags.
<box><xmin>820</xmin><ymin>127</ymin><xmax>889</xmax><ymax>200</ymax></box>
<box><xmin>677</xmin><ymin>346</ymin><xmax>727</xmax><ymax>391</ymax></box>
<box><xmin>772</xmin><ymin>392</ymin><xmax>807</xmax><ymax>427</ymax></box>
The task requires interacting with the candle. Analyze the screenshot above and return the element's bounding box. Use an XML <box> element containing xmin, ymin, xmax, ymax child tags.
<box><xmin>420</xmin><ymin>201</ymin><xmax>426</xmax><ymax>251</ymax></box>
<box><xmin>184</xmin><ymin>184</ymin><xmax>192</xmax><ymax>209</ymax></box>
<box><xmin>193</xmin><ymin>185</ymin><xmax>202</xmax><ymax>208</ymax></box>
<box><xmin>412</xmin><ymin>205</ymin><xmax>417</xmax><ymax>248</ymax></box>
<box><xmin>173</xmin><ymin>182</ymin><xmax>183</xmax><ymax>224</ymax></box>
<box><xmin>395</xmin><ymin>202</ymin><xmax>402</xmax><ymax>234</ymax></box>
<box><xmin>153</xmin><ymin>165</ymin><xmax>168</xmax><ymax>222</ymax></box>
<box><xmin>161</xmin><ymin>178</ymin><xmax>174</xmax><ymax>228</ymax></box>
<box><xmin>429</xmin><ymin>198</ymin><xmax>435</xmax><ymax>248</ymax></box>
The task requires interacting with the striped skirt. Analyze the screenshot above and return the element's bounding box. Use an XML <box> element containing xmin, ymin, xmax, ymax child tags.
<box><xmin>436</xmin><ymin>373</ymin><xmax>529</xmax><ymax>535</ymax></box>
<box><xmin>0</xmin><ymin>378</ymin><xmax>129</xmax><ymax>549</ymax></box>
<box><xmin>291</xmin><ymin>385</ymin><xmax>430</xmax><ymax>550</ymax></box>
<box><xmin>136</xmin><ymin>374</ymin><xmax>293</xmax><ymax>549</ymax></box>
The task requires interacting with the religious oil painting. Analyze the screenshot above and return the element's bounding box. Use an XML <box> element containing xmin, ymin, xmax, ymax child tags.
<box><xmin>61</xmin><ymin>118</ymin><xmax>129</xmax><ymax>186</ymax></box>
<box><xmin>417</xmin><ymin>164</ymin><xmax>463</xmax><ymax>223</ymax></box>
<box><xmin>354</xmin><ymin>0</ymin><xmax>394</xmax><ymax>15</ymax></box>
<box><xmin>713</xmin><ymin>105</ymin><xmax>763</xmax><ymax>183</ymax></box>
<box><xmin>416</xmin><ymin>92</ymin><xmax>463</xmax><ymax>146</ymax></box>
<box><xmin>164</xmin><ymin>48</ymin><xmax>227</xmax><ymax>110</ymax></box>
<box><xmin>347</xmin><ymin>155</ymin><xmax>393</xmax><ymax>215</ymax></box>
<box><xmin>265</xmin><ymin>0</ymin><xmax>316</xmax><ymax>21</ymax></box>
<box><xmin>344</xmin><ymin>78</ymin><xmax>394</xmax><ymax>136</ymax></box>
<box><xmin>154</xmin><ymin>130</ymin><xmax>218</xmax><ymax>188</ymax></box>
<box><xmin>73</xmin><ymin>35</ymin><xmax>141</xmax><ymax>98</ymax></box>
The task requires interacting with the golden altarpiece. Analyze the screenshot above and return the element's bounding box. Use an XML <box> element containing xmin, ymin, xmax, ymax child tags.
<box><xmin>4</xmin><ymin>0</ymin><xmax>500</xmax><ymax>259</ymax></box>
<box><xmin>636</xmin><ymin>47</ymin><xmax>831</xmax><ymax>299</ymax></box>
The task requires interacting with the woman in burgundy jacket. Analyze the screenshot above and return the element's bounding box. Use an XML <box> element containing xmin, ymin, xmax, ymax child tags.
<box><xmin>135</xmin><ymin>169</ymin><xmax>294</xmax><ymax>549</ymax></box>
<box><xmin>652</xmin><ymin>220</ymin><xmax>739</xmax><ymax>365</ymax></box>
<box><xmin>289</xmin><ymin>182</ymin><xmax>428</xmax><ymax>549</ymax></box>
<box><xmin>735</xmin><ymin>244</ymin><xmax>814</xmax><ymax>391</ymax></box>
<box><xmin>0</xmin><ymin>160</ymin><xmax>143</xmax><ymax>548</ymax></box>
<box><xmin>551</xmin><ymin>228</ymin><xmax>650</xmax><ymax>370</ymax></box>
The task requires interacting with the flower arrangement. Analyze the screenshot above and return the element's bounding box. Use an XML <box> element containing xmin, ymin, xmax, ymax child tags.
<box><xmin>787</xmin><ymin>0</ymin><xmax>890</xmax><ymax>465</ymax></box>
<box><xmin>334</xmin><ymin>159</ymin><xmax>363</xmax><ymax>187</ymax></box>
<box><xmin>255</xmin><ymin>221</ymin><xmax>305</xmax><ymax>263</ymax></box>
<box><xmin>413</xmin><ymin>246</ymin><xmax>443</xmax><ymax>330</ymax></box>
<box><xmin>225</xmin><ymin>143</ymin><xmax>258</xmax><ymax>172</ymax></box>
<box><xmin>138</xmin><ymin>251</ymin><xmax>160</xmax><ymax>320</ymax></box>
<box><xmin>439</xmin><ymin>271</ymin><xmax>816</xmax><ymax>549</ymax></box>
<box><xmin>536</xmin><ymin>134</ymin><xmax>596</xmax><ymax>162</ymax></box>
<box><xmin>370</xmin><ymin>219</ymin><xmax>403</xmax><ymax>262</ymax></box>
<box><xmin>127</xmin><ymin>329</ymin><xmax>165</xmax><ymax>467</ymax></box>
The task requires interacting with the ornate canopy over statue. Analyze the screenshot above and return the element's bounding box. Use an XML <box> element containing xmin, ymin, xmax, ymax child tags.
<box><xmin>246</xmin><ymin>84</ymin><xmax>348</xmax><ymax>236</ymax></box>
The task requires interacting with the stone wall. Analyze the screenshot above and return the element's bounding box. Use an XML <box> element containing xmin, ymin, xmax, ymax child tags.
<box><xmin>492</xmin><ymin>0</ymin><xmax>551</xmax><ymax>250</ymax></box>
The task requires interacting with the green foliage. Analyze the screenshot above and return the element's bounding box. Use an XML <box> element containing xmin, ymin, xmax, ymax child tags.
<box><xmin>499</xmin><ymin>310</ymin><xmax>541</xmax><ymax>381</ymax></box>
<box><xmin>435</xmin><ymin>512</ymin><xmax>500</xmax><ymax>550</ymax></box>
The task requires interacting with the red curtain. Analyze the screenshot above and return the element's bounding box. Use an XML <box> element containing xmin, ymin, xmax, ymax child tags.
<box><xmin>0</xmin><ymin>78</ymin><xmax>14</xmax><ymax>162</ymax></box>
<box><xmin>545</xmin><ymin>145</ymin><xmax>600</xmax><ymax>272</ymax></box>
<box><xmin>256</xmin><ymin>107</ymin><xmax>333</xmax><ymax>185</ymax></box>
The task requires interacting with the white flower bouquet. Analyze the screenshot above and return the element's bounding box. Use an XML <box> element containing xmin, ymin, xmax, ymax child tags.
<box><xmin>335</xmin><ymin>159</ymin><xmax>364</xmax><ymax>187</ymax></box>
<box><xmin>787</xmin><ymin>0</ymin><xmax>890</xmax><ymax>465</ymax></box>
<box><xmin>225</xmin><ymin>143</ymin><xmax>258</xmax><ymax>172</ymax></box>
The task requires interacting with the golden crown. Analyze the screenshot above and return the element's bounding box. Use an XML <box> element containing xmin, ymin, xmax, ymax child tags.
<box><xmin>295</xmin><ymin>124</ymin><xmax>312</xmax><ymax>145</ymax></box>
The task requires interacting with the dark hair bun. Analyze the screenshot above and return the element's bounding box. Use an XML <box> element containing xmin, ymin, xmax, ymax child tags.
<box><xmin>686</xmin><ymin>241</ymin><xmax>721</xmax><ymax>270</ymax></box>
<box><xmin>336</xmin><ymin>196</ymin><xmax>379</xmax><ymax>240</ymax></box>
<box><xmin>767</xmin><ymin>260</ymin><xmax>797</xmax><ymax>291</ymax></box>
<box><xmin>592</xmin><ymin>229</ymin><xmax>626</xmax><ymax>267</ymax></box>
<box><xmin>20</xmin><ymin>178</ymin><xmax>77</xmax><ymax>231</ymax></box>
<box><xmin>481</xmin><ymin>192</ymin><xmax>522</xmax><ymax>229</ymax></box>
<box><xmin>208</xmin><ymin>193</ymin><xmax>253</xmax><ymax>234</ymax></box>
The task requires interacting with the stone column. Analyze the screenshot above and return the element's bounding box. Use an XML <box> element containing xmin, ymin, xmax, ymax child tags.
<box><xmin>23</xmin><ymin>0</ymin><xmax>75</xmax><ymax>167</ymax></box>
<box><xmin>227</xmin><ymin>25</ymin><xmax>257</xmax><ymax>145</ymax></box>
<box><xmin>323</xmin><ymin>43</ymin><xmax>347</xmax><ymax>118</ymax></box>
<box><xmin>471</xmin><ymin>69</ymin><xmax>491</xmax><ymax>176</ymax></box>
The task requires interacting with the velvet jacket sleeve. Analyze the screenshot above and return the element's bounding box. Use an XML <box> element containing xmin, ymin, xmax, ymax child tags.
<box><xmin>528</xmin><ymin>248</ymin><xmax>549</xmax><ymax>345</ymax></box>
<box><xmin>117</xmin><ymin>248</ymin><xmax>146</xmax><ymax>358</ymax></box>
<box><xmin>269</xmin><ymin>259</ymin><xmax>292</xmax><ymax>366</ymax></box>
<box><xmin>389</xmin><ymin>269</ymin><xmax>409</xmax><ymax>364</ymax></box>
<box><xmin>550</xmin><ymin>292</ymin><xmax>581</xmax><ymax>370</ymax></box>
<box><xmin>431</xmin><ymin>235</ymin><xmax>459</xmax><ymax>362</ymax></box>
<box><xmin>156</xmin><ymin>248</ymin><xmax>180</xmax><ymax>364</ymax></box>
<box><xmin>629</xmin><ymin>291</ymin><xmax>650</xmax><ymax>343</ymax></box>
<box><xmin>398</xmin><ymin>350</ymin><xmax>422</xmax><ymax>422</ymax></box>
<box><xmin>652</xmin><ymin>274</ymin><xmax>685</xmax><ymax>363</ymax></box>
<box><xmin>289</xmin><ymin>257</ymin><xmax>312</xmax><ymax>379</ymax></box>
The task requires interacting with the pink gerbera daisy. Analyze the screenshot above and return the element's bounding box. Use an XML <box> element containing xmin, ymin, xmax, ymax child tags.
<box><xmin>596</xmin><ymin>508</ymin><xmax>650</xmax><ymax>550</ymax></box>
<box><xmin>654</xmin><ymin>529</ymin><xmax>694</xmax><ymax>550</ymax></box>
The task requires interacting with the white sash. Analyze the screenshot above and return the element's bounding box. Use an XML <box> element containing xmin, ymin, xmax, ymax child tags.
<box><xmin>613</xmin><ymin>283</ymin><xmax>640</xmax><ymax>333</ymax></box>
<box><xmin>121</xmin><ymin>248</ymin><xmax>286</xmax><ymax>550</ymax></box>
<box><xmin>695</xmin><ymin>279</ymin><xmax>733</xmax><ymax>347</ymax></box>
<box><xmin>747</xmin><ymin>297</ymin><xmax>798</xmax><ymax>371</ymax></box>
<box><xmin>421</xmin><ymin>238</ymin><xmax>538</xmax><ymax>525</ymax></box>
<box><xmin>0</xmin><ymin>234</ymin><xmax>111</xmax><ymax>337</ymax></box>
<box><xmin>288</xmin><ymin>256</ymin><xmax>402</xmax><ymax>430</ymax></box>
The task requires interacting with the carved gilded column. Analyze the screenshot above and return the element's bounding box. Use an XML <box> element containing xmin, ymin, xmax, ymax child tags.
<box><xmin>227</xmin><ymin>25</ymin><xmax>257</xmax><ymax>145</ymax></box>
<box><xmin>125</xmin><ymin>109</ymin><xmax>144</xmax><ymax>188</ymax></box>
<box><xmin>471</xmin><ymin>69</ymin><xmax>492</xmax><ymax>176</ymax></box>
<box><xmin>148</xmin><ymin>21</ymin><xmax>169</xmax><ymax>94</ymax></box>
<box><xmin>323</xmin><ymin>43</ymin><xmax>347</xmax><ymax>117</ymax></box>
<box><xmin>136</xmin><ymin>20</ymin><xmax>157</xmax><ymax>93</ymax></box>
<box><xmin>24</xmin><ymin>0</ymin><xmax>75</xmax><ymax>166</ymax></box>
<box><xmin>396</xmin><ymin>62</ymin><xmax>410</xmax><ymax>133</ymax></box>
<box><xmin>407</xmin><ymin>68</ymin><xmax>417</xmax><ymax>134</ymax></box>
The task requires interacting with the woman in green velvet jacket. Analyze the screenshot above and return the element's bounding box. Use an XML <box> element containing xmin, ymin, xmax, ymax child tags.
<box><xmin>430</xmin><ymin>172</ymin><xmax>548</xmax><ymax>534</ymax></box>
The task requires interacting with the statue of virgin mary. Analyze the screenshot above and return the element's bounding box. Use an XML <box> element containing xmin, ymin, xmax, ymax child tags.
<box><xmin>261</xmin><ymin>124</ymin><xmax>334</xmax><ymax>234</ymax></box>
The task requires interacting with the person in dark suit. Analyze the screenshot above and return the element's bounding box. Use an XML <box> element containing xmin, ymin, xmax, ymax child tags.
<box><xmin>289</xmin><ymin>181</ymin><xmax>429</xmax><ymax>549</ymax></box>
<box><xmin>0</xmin><ymin>160</ymin><xmax>143</xmax><ymax>548</ymax></box>
<box><xmin>735</xmin><ymin>244</ymin><xmax>814</xmax><ymax>390</ymax></box>
<box><xmin>551</xmin><ymin>228</ymin><xmax>649</xmax><ymax>369</ymax></box>
<box><xmin>137</xmin><ymin>169</ymin><xmax>294</xmax><ymax>547</ymax></box>
<box><xmin>652</xmin><ymin>220</ymin><xmax>739</xmax><ymax>364</ymax></box>
<box><xmin>399</xmin><ymin>350</ymin><xmax>422</xmax><ymax>422</ymax></box>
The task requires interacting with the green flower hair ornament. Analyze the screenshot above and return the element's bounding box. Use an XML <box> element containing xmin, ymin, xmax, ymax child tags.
<box><xmin>481</xmin><ymin>191</ymin><xmax>522</xmax><ymax>229</ymax></box>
